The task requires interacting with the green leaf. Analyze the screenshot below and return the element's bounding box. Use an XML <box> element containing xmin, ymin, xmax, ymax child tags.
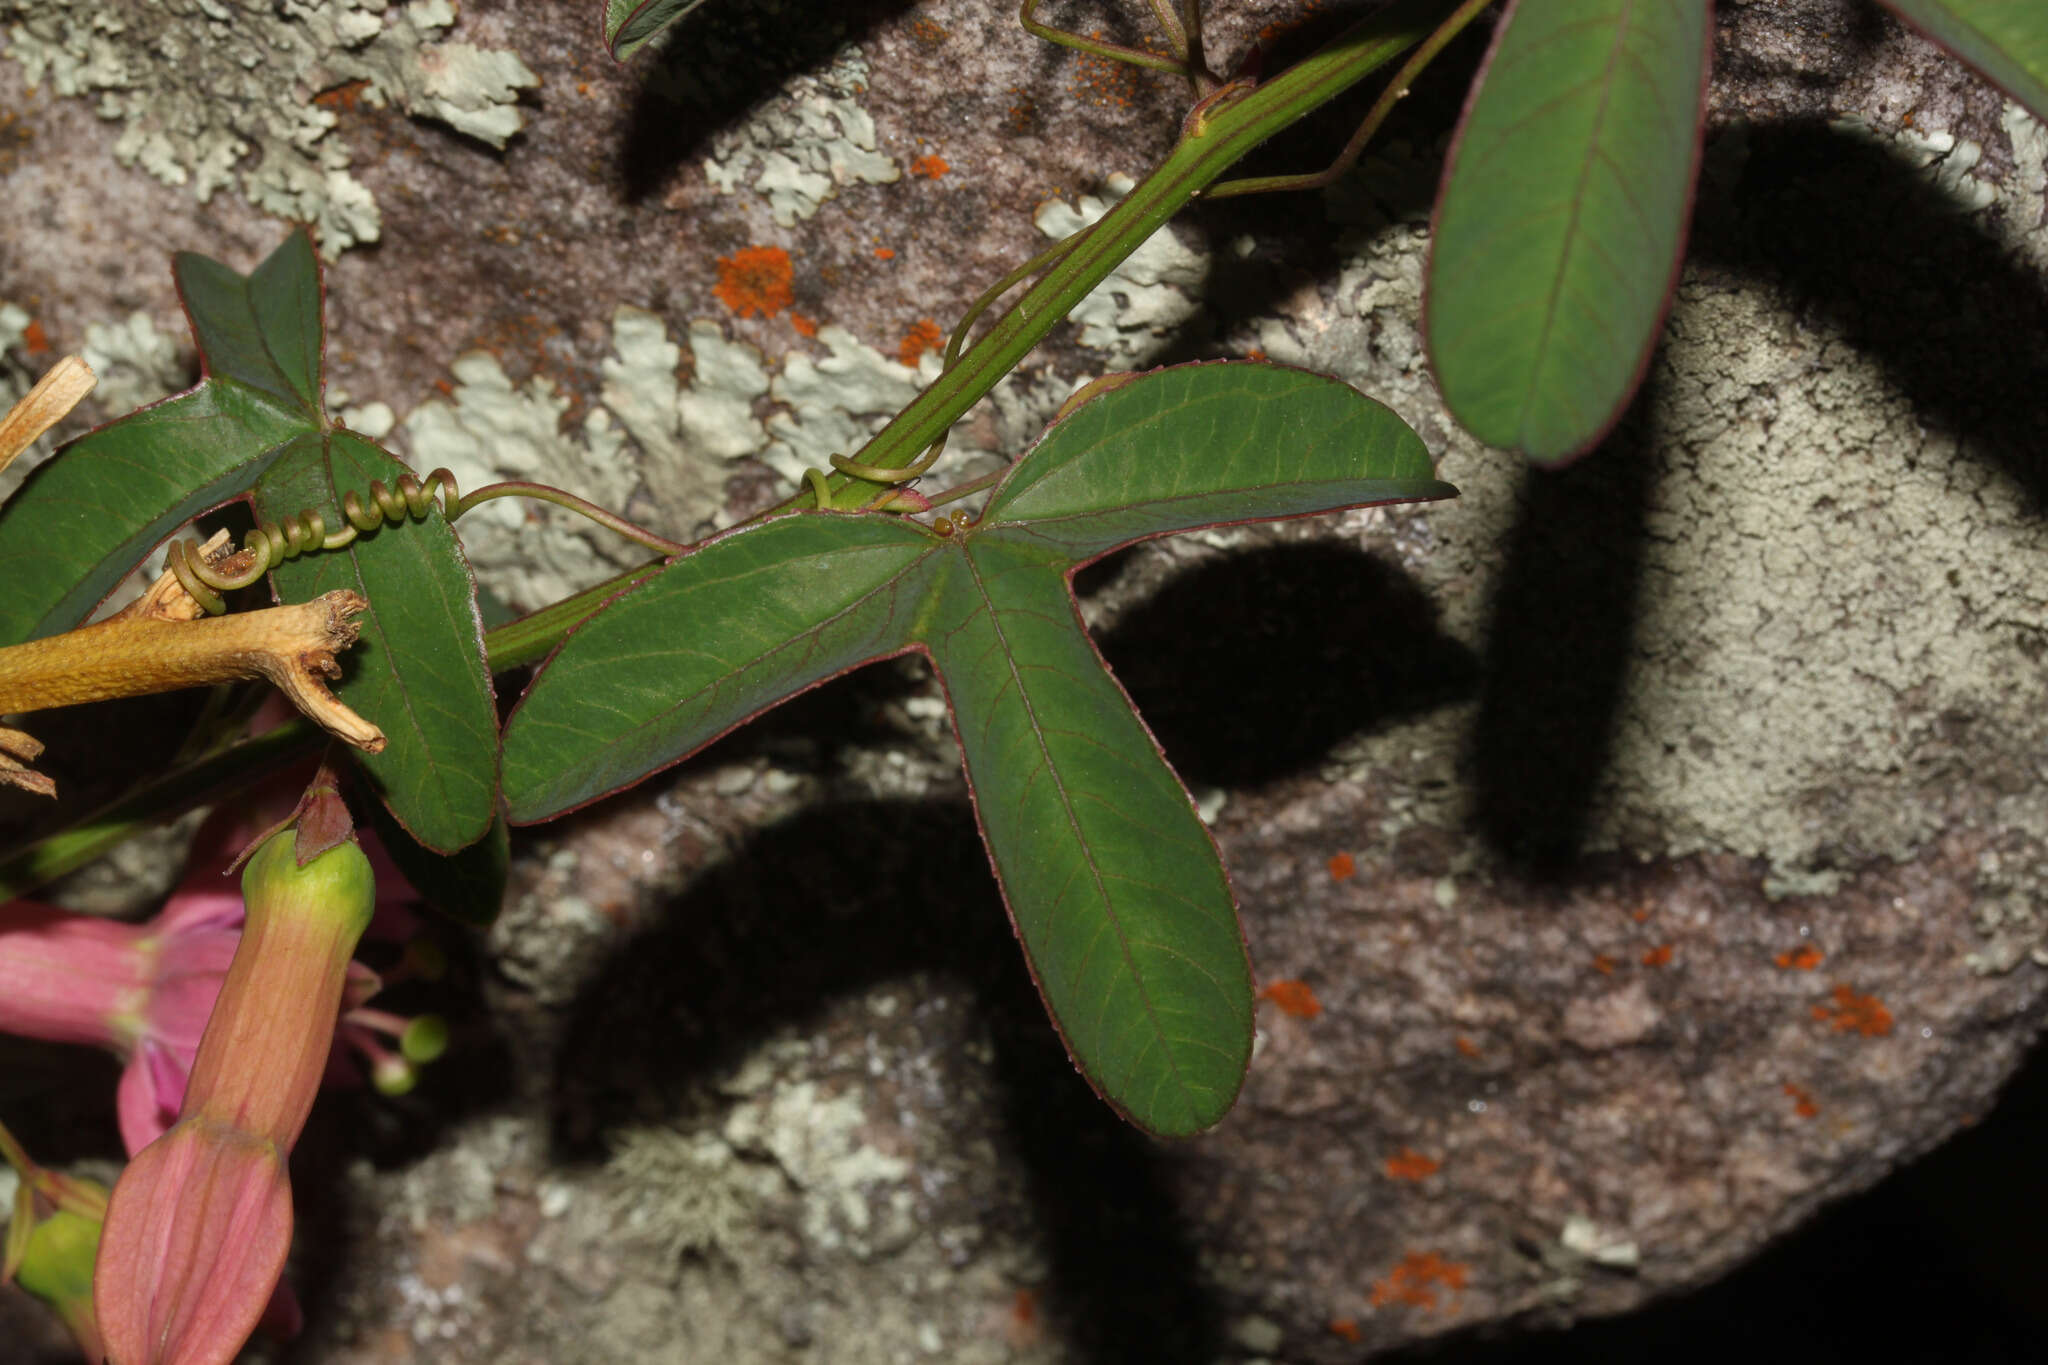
<box><xmin>1876</xmin><ymin>0</ymin><xmax>2048</xmax><ymax>120</ymax></box>
<box><xmin>503</xmin><ymin>363</ymin><xmax>1452</xmax><ymax>1134</ymax></box>
<box><xmin>255</xmin><ymin>433</ymin><xmax>499</xmax><ymax>854</ymax></box>
<box><xmin>1426</xmin><ymin>0</ymin><xmax>1710</xmax><ymax>463</ymax></box>
<box><xmin>0</xmin><ymin>232</ymin><xmax>330</xmax><ymax>645</ymax></box>
<box><xmin>503</xmin><ymin>515</ymin><xmax>935</xmax><ymax>823</ymax></box>
<box><xmin>603</xmin><ymin>0</ymin><xmax>714</xmax><ymax>60</ymax></box>
<box><xmin>174</xmin><ymin>231</ymin><xmax>324</xmax><ymax>418</ymax></box>
<box><xmin>0</xmin><ymin>384</ymin><xmax>309</xmax><ymax>645</ymax></box>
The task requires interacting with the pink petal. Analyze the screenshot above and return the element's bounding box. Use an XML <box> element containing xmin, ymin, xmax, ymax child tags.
<box><xmin>94</xmin><ymin>1119</ymin><xmax>293</xmax><ymax>1365</ymax></box>
<box><xmin>115</xmin><ymin>1051</ymin><xmax>177</xmax><ymax>1156</ymax></box>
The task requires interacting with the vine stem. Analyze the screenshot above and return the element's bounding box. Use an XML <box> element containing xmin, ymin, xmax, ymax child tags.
<box><xmin>787</xmin><ymin>0</ymin><xmax>1452</xmax><ymax>515</ymax></box>
<box><xmin>453</xmin><ymin>482</ymin><xmax>690</xmax><ymax>557</ymax></box>
<box><xmin>1205</xmin><ymin>0</ymin><xmax>1496</xmax><ymax>198</ymax></box>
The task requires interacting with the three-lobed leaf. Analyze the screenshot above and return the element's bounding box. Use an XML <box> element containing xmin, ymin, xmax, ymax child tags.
<box><xmin>1427</xmin><ymin>0</ymin><xmax>1710</xmax><ymax>463</ymax></box>
<box><xmin>501</xmin><ymin>362</ymin><xmax>1455</xmax><ymax>1135</ymax></box>
<box><xmin>1876</xmin><ymin>0</ymin><xmax>2048</xmax><ymax>122</ymax></box>
<box><xmin>0</xmin><ymin>230</ymin><xmax>499</xmax><ymax>853</ymax></box>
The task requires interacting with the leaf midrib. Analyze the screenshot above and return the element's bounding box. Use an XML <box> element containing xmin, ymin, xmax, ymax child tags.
<box><xmin>958</xmin><ymin>541</ymin><xmax>1194</xmax><ymax>1112</ymax></box>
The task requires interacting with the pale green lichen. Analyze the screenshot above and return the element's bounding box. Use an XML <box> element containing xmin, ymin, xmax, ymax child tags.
<box><xmin>760</xmin><ymin>323</ymin><xmax>934</xmax><ymax>485</ymax></box>
<box><xmin>1253</xmin><ymin>107</ymin><xmax>2048</xmax><ymax>910</ymax></box>
<box><xmin>2</xmin><ymin>303</ymin><xmax>186</xmax><ymax>502</ymax></box>
<box><xmin>1034</xmin><ymin>173</ymin><xmax>1210</xmax><ymax>362</ymax></box>
<box><xmin>0</xmin><ymin>0</ymin><xmax>537</xmax><ymax>256</ymax></box>
<box><xmin>401</xmin><ymin>351</ymin><xmax>640</xmax><ymax>612</ymax></box>
<box><xmin>698</xmin><ymin>45</ymin><xmax>899</xmax><ymax>226</ymax></box>
<box><xmin>399</xmin><ymin>308</ymin><xmax>783</xmax><ymax>610</ymax></box>
<box><xmin>80</xmin><ymin>309</ymin><xmax>186</xmax><ymax>415</ymax></box>
<box><xmin>601</xmin><ymin>307</ymin><xmax>770</xmax><ymax>536</ymax></box>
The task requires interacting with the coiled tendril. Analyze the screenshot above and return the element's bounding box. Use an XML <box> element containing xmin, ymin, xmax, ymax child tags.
<box><xmin>167</xmin><ymin>468</ymin><xmax>460</xmax><ymax>615</ymax></box>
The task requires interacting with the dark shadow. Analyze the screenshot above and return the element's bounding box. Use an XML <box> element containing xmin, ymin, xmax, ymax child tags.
<box><xmin>278</xmin><ymin>927</ymin><xmax>520</xmax><ymax>1362</ymax></box>
<box><xmin>547</xmin><ymin>798</ymin><xmax>1225</xmax><ymax>1364</ymax></box>
<box><xmin>1467</xmin><ymin>390</ymin><xmax>1659</xmax><ymax>875</ymax></box>
<box><xmin>1375</xmin><ymin>1035</ymin><xmax>2048</xmax><ymax>1365</ymax></box>
<box><xmin>618</xmin><ymin>0</ymin><xmax>920</xmax><ymax>203</ymax></box>
<box><xmin>1093</xmin><ymin>541</ymin><xmax>1479</xmax><ymax>788</ymax></box>
<box><xmin>1691</xmin><ymin>119</ymin><xmax>2048</xmax><ymax>512</ymax></box>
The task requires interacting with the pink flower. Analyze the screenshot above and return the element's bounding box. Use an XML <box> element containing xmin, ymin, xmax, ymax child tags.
<box><xmin>0</xmin><ymin>821</ymin><xmax>425</xmax><ymax>1154</ymax></box>
<box><xmin>95</xmin><ymin>820</ymin><xmax>377</xmax><ymax>1365</ymax></box>
<box><xmin>0</xmin><ymin>895</ymin><xmax>239</xmax><ymax>1155</ymax></box>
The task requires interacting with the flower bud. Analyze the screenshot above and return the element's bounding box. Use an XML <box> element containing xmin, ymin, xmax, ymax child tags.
<box><xmin>94</xmin><ymin>824</ymin><xmax>376</xmax><ymax>1365</ymax></box>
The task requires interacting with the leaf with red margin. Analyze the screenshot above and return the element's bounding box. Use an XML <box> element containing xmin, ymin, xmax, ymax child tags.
<box><xmin>501</xmin><ymin>362</ymin><xmax>1454</xmax><ymax>1135</ymax></box>
<box><xmin>1426</xmin><ymin>0</ymin><xmax>1711</xmax><ymax>464</ymax></box>
<box><xmin>0</xmin><ymin>232</ymin><xmax>325</xmax><ymax>646</ymax></box>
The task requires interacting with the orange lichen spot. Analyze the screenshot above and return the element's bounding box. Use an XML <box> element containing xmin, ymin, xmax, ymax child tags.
<box><xmin>1592</xmin><ymin>954</ymin><xmax>1618</xmax><ymax>976</ymax></box>
<box><xmin>909</xmin><ymin>17</ymin><xmax>948</xmax><ymax>49</ymax></box>
<box><xmin>1455</xmin><ymin>1035</ymin><xmax>1481</xmax><ymax>1059</ymax></box>
<box><xmin>873</xmin><ymin>246</ymin><xmax>897</xmax><ymax>260</ymax></box>
<box><xmin>1067</xmin><ymin>29</ymin><xmax>1166</xmax><ymax>110</ymax></box>
<box><xmin>1327</xmin><ymin>852</ymin><xmax>1356</xmax><ymax>881</ymax></box>
<box><xmin>1328</xmin><ymin>1317</ymin><xmax>1363</xmax><ymax>1343</ymax></box>
<box><xmin>1259</xmin><ymin>979</ymin><xmax>1322</xmax><ymax>1019</ymax></box>
<box><xmin>897</xmin><ymin>318</ymin><xmax>944</xmax><ymax>366</ymax></box>
<box><xmin>1630</xmin><ymin>901</ymin><xmax>1652</xmax><ymax>923</ymax></box>
<box><xmin>313</xmin><ymin>79</ymin><xmax>369</xmax><ymax>112</ymax></box>
<box><xmin>1641</xmin><ymin>944</ymin><xmax>1674</xmax><ymax>969</ymax></box>
<box><xmin>714</xmin><ymin>245</ymin><xmax>795</xmax><ymax>319</ymax></box>
<box><xmin>910</xmin><ymin>154</ymin><xmax>949</xmax><ymax>179</ymax></box>
<box><xmin>433</xmin><ymin>378</ymin><xmax>456</xmax><ymax>398</ymax></box>
<box><xmin>1776</xmin><ymin>944</ymin><xmax>1824</xmax><ymax>971</ymax></box>
<box><xmin>1371</xmin><ymin>1251</ymin><xmax>1470</xmax><ymax>1312</ymax></box>
<box><xmin>577</xmin><ymin>81</ymin><xmax>592</xmax><ymax>96</ymax></box>
<box><xmin>1005</xmin><ymin>86</ymin><xmax>1038</xmax><ymax>134</ymax></box>
<box><xmin>20</xmin><ymin>318</ymin><xmax>49</xmax><ymax>356</ymax></box>
<box><xmin>789</xmin><ymin>312</ymin><xmax>819</xmax><ymax>338</ymax></box>
<box><xmin>1813</xmin><ymin>984</ymin><xmax>1892</xmax><ymax>1037</ymax></box>
<box><xmin>1244</xmin><ymin>347</ymin><xmax>1268</xmax><ymax>362</ymax></box>
<box><xmin>1783</xmin><ymin>1082</ymin><xmax>1820</xmax><ymax>1119</ymax></box>
<box><xmin>1383</xmin><ymin>1148</ymin><xmax>1440</xmax><ymax>1182</ymax></box>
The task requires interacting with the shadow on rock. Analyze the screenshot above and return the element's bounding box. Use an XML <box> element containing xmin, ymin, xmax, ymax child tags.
<box><xmin>1093</xmin><ymin>541</ymin><xmax>1479</xmax><ymax>789</ymax></box>
<box><xmin>548</xmin><ymin>798</ymin><xmax>1225</xmax><ymax>1364</ymax></box>
<box><xmin>1467</xmin><ymin>391</ymin><xmax>1658</xmax><ymax>876</ymax></box>
<box><xmin>617</xmin><ymin>0</ymin><xmax>920</xmax><ymax>203</ymax></box>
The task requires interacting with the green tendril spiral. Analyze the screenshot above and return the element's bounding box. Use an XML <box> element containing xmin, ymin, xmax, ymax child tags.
<box><xmin>167</xmin><ymin>468</ymin><xmax>460</xmax><ymax>615</ymax></box>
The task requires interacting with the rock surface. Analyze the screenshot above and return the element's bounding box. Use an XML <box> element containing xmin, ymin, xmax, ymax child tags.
<box><xmin>2</xmin><ymin>1</ymin><xmax>2045</xmax><ymax>1362</ymax></box>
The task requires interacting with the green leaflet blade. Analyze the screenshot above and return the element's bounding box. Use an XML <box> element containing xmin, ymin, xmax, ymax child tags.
<box><xmin>1427</xmin><ymin>0</ymin><xmax>1710</xmax><ymax>462</ymax></box>
<box><xmin>986</xmin><ymin>362</ymin><xmax>1452</xmax><ymax>557</ymax></box>
<box><xmin>918</xmin><ymin>539</ymin><xmax>1252</xmax><ymax>1136</ymax></box>
<box><xmin>254</xmin><ymin>432</ymin><xmax>498</xmax><ymax>853</ymax></box>
<box><xmin>0</xmin><ymin>383</ymin><xmax>308</xmax><ymax>645</ymax></box>
<box><xmin>173</xmin><ymin>231</ymin><xmax>324</xmax><ymax>418</ymax></box>
<box><xmin>501</xmin><ymin>514</ymin><xmax>940</xmax><ymax>823</ymax></box>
